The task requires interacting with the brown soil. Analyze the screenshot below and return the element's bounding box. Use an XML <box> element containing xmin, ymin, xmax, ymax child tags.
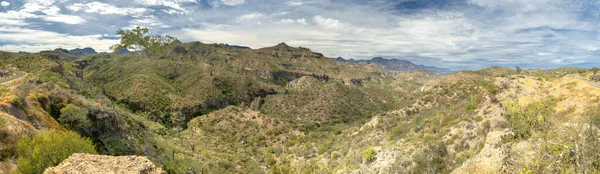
<box><xmin>44</xmin><ymin>153</ymin><xmax>164</xmax><ymax>174</ymax></box>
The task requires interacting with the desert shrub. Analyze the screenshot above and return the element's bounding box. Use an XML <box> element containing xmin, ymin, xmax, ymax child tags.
<box><xmin>362</xmin><ymin>147</ymin><xmax>376</xmax><ymax>163</ymax></box>
<box><xmin>270</xmin><ymin>162</ymin><xmax>292</xmax><ymax>174</ymax></box>
<box><xmin>317</xmin><ymin>139</ymin><xmax>334</xmax><ymax>154</ymax></box>
<box><xmin>389</xmin><ymin>123</ymin><xmax>410</xmax><ymax>140</ymax></box>
<box><xmin>0</xmin><ymin>146</ymin><xmax>15</xmax><ymax>161</ymax></box>
<box><xmin>504</xmin><ymin>98</ymin><xmax>555</xmax><ymax>140</ymax></box>
<box><xmin>0</xmin><ymin>117</ymin><xmax>5</xmax><ymax>128</ymax></box>
<box><xmin>412</xmin><ymin>142</ymin><xmax>448</xmax><ymax>173</ymax></box>
<box><xmin>0</xmin><ymin>122</ymin><xmax>18</xmax><ymax>161</ymax></box>
<box><xmin>0</xmin><ymin>87</ymin><xmax>8</xmax><ymax>97</ymax></box>
<box><xmin>483</xmin><ymin>120</ymin><xmax>491</xmax><ymax>133</ymax></box>
<box><xmin>163</xmin><ymin>157</ymin><xmax>203</xmax><ymax>174</ymax></box>
<box><xmin>331</xmin><ymin>151</ymin><xmax>342</xmax><ymax>160</ymax></box>
<box><xmin>17</xmin><ymin>129</ymin><xmax>96</xmax><ymax>174</ymax></box>
<box><xmin>218</xmin><ymin>159</ymin><xmax>235</xmax><ymax>170</ymax></box>
<box><xmin>59</xmin><ymin>104</ymin><xmax>92</xmax><ymax>136</ymax></box>
<box><xmin>11</xmin><ymin>95</ymin><xmax>25</xmax><ymax>109</ymax></box>
<box><xmin>267</xmin><ymin>155</ymin><xmax>277</xmax><ymax>166</ymax></box>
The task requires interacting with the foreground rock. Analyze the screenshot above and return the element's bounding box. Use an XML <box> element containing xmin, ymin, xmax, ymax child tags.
<box><xmin>44</xmin><ymin>153</ymin><xmax>164</xmax><ymax>174</ymax></box>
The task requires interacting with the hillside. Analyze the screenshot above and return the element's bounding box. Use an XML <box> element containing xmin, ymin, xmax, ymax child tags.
<box><xmin>0</xmin><ymin>37</ymin><xmax>599</xmax><ymax>174</ymax></box>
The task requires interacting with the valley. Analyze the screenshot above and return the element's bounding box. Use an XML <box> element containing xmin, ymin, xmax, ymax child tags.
<box><xmin>0</xmin><ymin>36</ymin><xmax>598</xmax><ymax>174</ymax></box>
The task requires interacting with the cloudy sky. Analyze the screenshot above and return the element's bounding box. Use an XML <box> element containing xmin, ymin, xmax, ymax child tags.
<box><xmin>1</xmin><ymin>0</ymin><xmax>600</xmax><ymax>70</ymax></box>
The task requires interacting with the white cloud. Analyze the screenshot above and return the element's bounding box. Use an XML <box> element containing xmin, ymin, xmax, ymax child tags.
<box><xmin>3</xmin><ymin>0</ymin><xmax>88</xmax><ymax>25</ymax></box>
<box><xmin>133</xmin><ymin>0</ymin><xmax>196</xmax><ymax>14</ymax></box>
<box><xmin>236</xmin><ymin>13</ymin><xmax>265</xmax><ymax>23</ymax></box>
<box><xmin>1</xmin><ymin>1</ymin><xmax>9</xmax><ymax>7</ymax></box>
<box><xmin>41</xmin><ymin>6</ymin><xmax>61</xmax><ymax>15</ymax></box>
<box><xmin>273</xmin><ymin>11</ymin><xmax>290</xmax><ymax>16</ymax></box>
<box><xmin>221</xmin><ymin>0</ymin><xmax>245</xmax><ymax>6</ymax></box>
<box><xmin>128</xmin><ymin>16</ymin><xmax>170</xmax><ymax>29</ymax></box>
<box><xmin>1</xmin><ymin>11</ymin><xmax>36</xmax><ymax>19</ymax></box>
<box><xmin>0</xmin><ymin>5</ymin><xmax>85</xmax><ymax>25</ymax></box>
<box><xmin>551</xmin><ymin>58</ymin><xmax>563</xmax><ymax>63</ymax></box>
<box><xmin>279</xmin><ymin>18</ymin><xmax>307</xmax><ymax>25</ymax></box>
<box><xmin>21</xmin><ymin>0</ymin><xmax>58</xmax><ymax>13</ymax></box>
<box><xmin>42</xmin><ymin>14</ymin><xmax>87</xmax><ymax>24</ymax></box>
<box><xmin>313</xmin><ymin>15</ymin><xmax>345</xmax><ymax>29</ymax></box>
<box><xmin>0</xmin><ymin>26</ymin><xmax>118</xmax><ymax>52</ymax></box>
<box><xmin>286</xmin><ymin>1</ymin><xmax>304</xmax><ymax>6</ymax></box>
<box><xmin>0</xmin><ymin>19</ymin><xmax>25</xmax><ymax>26</ymax></box>
<box><xmin>67</xmin><ymin>2</ymin><xmax>148</xmax><ymax>16</ymax></box>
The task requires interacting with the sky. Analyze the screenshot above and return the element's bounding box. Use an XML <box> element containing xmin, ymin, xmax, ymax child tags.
<box><xmin>1</xmin><ymin>0</ymin><xmax>600</xmax><ymax>70</ymax></box>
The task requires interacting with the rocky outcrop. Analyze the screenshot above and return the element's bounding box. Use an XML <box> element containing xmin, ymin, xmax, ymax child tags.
<box><xmin>171</xmin><ymin>45</ymin><xmax>188</xmax><ymax>54</ymax></box>
<box><xmin>44</xmin><ymin>153</ymin><xmax>164</xmax><ymax>174</ymax></box>
<box><xmin>286</xmin><ymin>76</ymin><xmax>322</xmax><ymax>92</ymax></box>
<box><xmin>269</xmin><ymin>70</ymin><xmax>329</xmax><ymax>84</ymax></box>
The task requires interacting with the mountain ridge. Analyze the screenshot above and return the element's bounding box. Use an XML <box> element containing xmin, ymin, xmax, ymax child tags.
<box><xmin>335</xmin><ymin>57</ymin><xmax>455</xmax><ymax>75</ymax></box>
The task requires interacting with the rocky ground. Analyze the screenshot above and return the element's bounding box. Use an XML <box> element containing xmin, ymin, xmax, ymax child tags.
<box><xmin>44</xmin><ymin>153</ymin><xmax>164</xmax><ymax>174</ymax></box>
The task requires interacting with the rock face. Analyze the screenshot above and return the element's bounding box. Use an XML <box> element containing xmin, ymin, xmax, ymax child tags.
<box><xmin>270</xmin><ymin>70</ymin><xmax>329</xmax><ymax>85</ymax></box>
<box><xmin>286</xmin><ymin>76</ymin><xmax>321</xmax><ymax>92</ymax></box>
<box><xmin>44</xmin><ymin>153</ymin><xmax>164</xmax><ymax>174</ymax></box>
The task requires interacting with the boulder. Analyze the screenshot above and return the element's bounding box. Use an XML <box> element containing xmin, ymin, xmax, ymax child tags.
<box><xmin>44</xmin><ymin>153</ymin><xmax>164</xmax><ymax>174</ymax></box>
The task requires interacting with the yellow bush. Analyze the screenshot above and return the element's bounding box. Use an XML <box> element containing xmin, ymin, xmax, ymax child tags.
<box><xmin>16</xmin><ymin>129</ymin><xmax>96</xmax><ymax>174</ymax></box>
<box><xmin>362</xmin><ymin>147</ymin><xmax>376</xmax><ymax>163</ymax></box>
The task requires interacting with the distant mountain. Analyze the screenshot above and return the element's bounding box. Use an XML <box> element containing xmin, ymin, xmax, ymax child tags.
<box><xmin>335</xmin><ymin>57</ymin><xmax>454</xmax><ymax>75</ymax></box>
<box><xmin>115</xmin><ymin>48</ymin><xmax>130</xmax><ymax>55</ymax></box>
<box><xmin>69</xmin><ymin>47</ymin><xmax>98</xmax><ymax>56</ymax></box>
<box><xmin>39</xmin><ymin>47</ymin><xmax>132</xmax><ymax>60</ymax></box>
<box><xmin>418</xmin><ymin>65</ymin><xmax>455</xmax><ymax>75</ymax></box>
<box><xmin>217</xmin><ymin>43</ymin><xmax>251</xmax><ymax>49</ymax></box>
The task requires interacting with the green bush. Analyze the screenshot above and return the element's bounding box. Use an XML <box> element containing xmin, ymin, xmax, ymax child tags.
<box><xmin>0</xmin><ymin>87</ymin><xmax>9</xmax><ymax>97</ymax></box>
<box><xmin>389</xmin><ymin>123</ymin><xmax>410</xmax><ymax>140</ymax></box>
<box><xmin>331</xmin><ymin>151</ymin><xmax>341</xmax><ymax>160</ymax></box>
<box><xmin>362</xmin><ymin>147</ymin><xmax>376</xmax><ymax>163</ymax></box>
<box><xmin>504</xmin><ymin>98</ymin><xmax>555</xmax><ymax>140</ymax></box>
<box><xmin>0</xmin><ymin>117</ymin><xmax>5</xmax><ymax>128</ymax></box>
<box><xmin>17</xmin><ymin>129</ymin><xmax>97</xmax><ymax>174</ymax></box>
<box><xmin>412</xmin><ymin>142</ymin><xmax>448</xmax><ymax>173</ymax></box>
<box><xmin>11</xmin><ymin>96</ymin><xmax>25</xmax><ymax>109</ymax></box>
<box><xmin>59</xmin><ymin>104</ymin><xmax>92</xmax><ymax>135</ymax></box>
<box><xmin>483</xmin><ymin>120</ymin><xmax>491</xmax><ymax>133</ymax></box>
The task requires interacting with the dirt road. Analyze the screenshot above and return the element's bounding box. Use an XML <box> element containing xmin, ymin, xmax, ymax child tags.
<box><xmin>0</xmin><ymin>71</ymin><xmax>25</xmax><ymax>85</ymax></box>
<box><xmin>565</xmin><ymin>74</ymin><xmax>600</xmax><ymax>88</ymax></box>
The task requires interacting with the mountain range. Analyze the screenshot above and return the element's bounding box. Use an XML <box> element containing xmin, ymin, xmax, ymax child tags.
<box><xmin>335</xmin><ymin>57</ymin><xmax>455</xmax><ymax>75</ymax></box>
<box><xmin>39</xmin><ymin>47</ymin><xmax>129</xmax><ymax>59</ymax></box>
